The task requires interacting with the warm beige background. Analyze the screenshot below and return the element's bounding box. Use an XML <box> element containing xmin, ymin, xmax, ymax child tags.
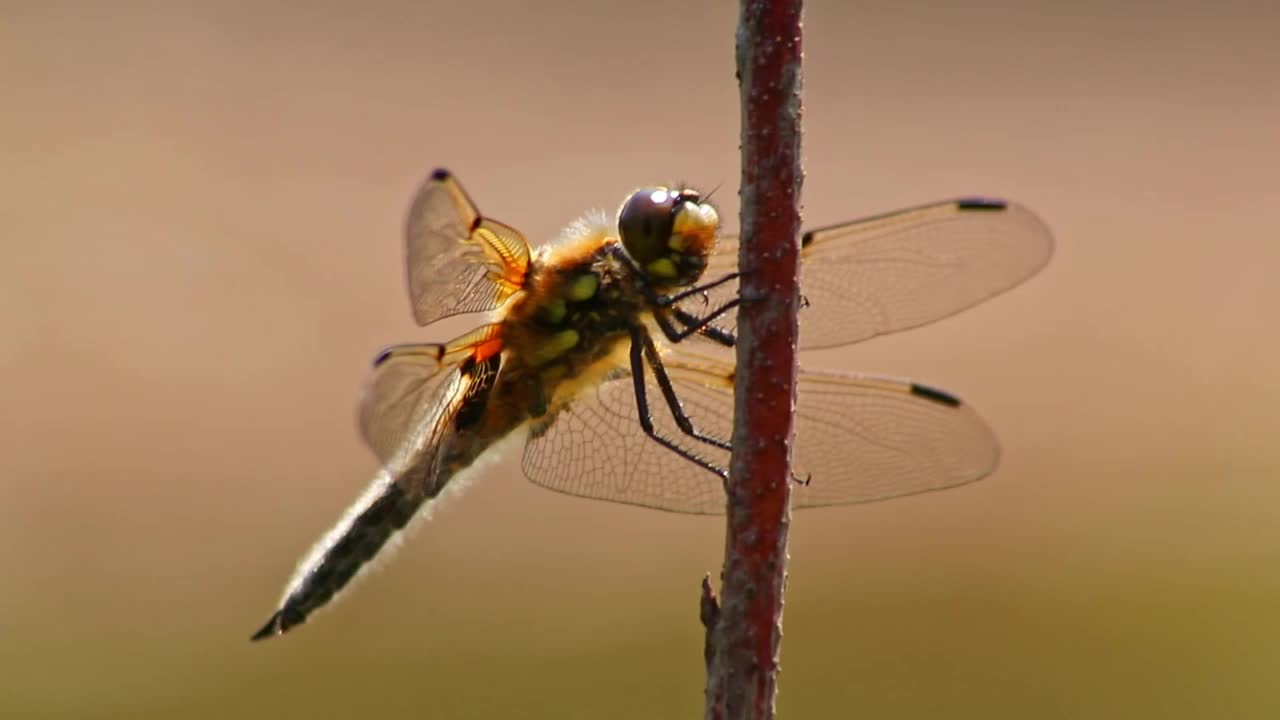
<box><xmin>3</xmin><ymin>1</ymin><xmax>1278</xmax><ymax>718</ymax></box>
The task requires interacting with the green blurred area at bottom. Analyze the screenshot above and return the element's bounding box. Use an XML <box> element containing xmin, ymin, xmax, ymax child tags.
<box><xmin>3</xmin><ymin>565</ymin><xmax>1277</xmax><ymax>720</ymax></box>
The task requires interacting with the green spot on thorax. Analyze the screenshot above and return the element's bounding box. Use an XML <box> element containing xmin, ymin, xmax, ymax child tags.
<box><xmin>527</xmin><ymin>328</ymin><xmax>580</xmax><ymax>366</ymax></box>
<box><xmin>538</xmin><ymin>297</ymin><xmax>567</xmax><ymax>324</ymax></box>
<box><xmin>566</xmin><ymin>273</ymin><xmax>599</xmax><ymax>302</ymax></box>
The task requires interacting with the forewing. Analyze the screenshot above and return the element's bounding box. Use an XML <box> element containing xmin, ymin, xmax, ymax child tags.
<box><xmin>520</xmin><ymin>349</ymin><xmax>998</xmax><ymax>513</ymax></box>
<box><xmin>687</xmin><ymin>198</ymin><xmax>1053</xmax><ymax>350</ymax></box>
<box><xmin>405</xmin><ymin>169</ymin><xmax>532</xmax><ymax>326</ymax></box>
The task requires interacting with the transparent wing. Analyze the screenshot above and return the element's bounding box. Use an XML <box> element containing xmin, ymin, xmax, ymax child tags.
<box><xmin>521</xmin><ymin>348</ymin><xmax>998</xmax><ymax>514</ymax></box>
<box><xmin>789</xmin><ymin>369</ymin><xmax>998</xmax><ymax>508</ymax></box>
<box><xmin>404</xmin><ymin>169</ymin><xmax>532</xmax><ymax>327</ymax></box>
<box><xmin>255</xmin><ymin>326</ymin><xmax>505</xmax><ymax>640</ymax></box>
<box><xmin>357</xmin><ymin>323</ymin><xmax>503</xmax><ymax>487</ymax></box>
<box><xmin>684</xmin><ymin>198</ymin><xmax>1053</xmax><ymax>350</ymax></box>
<box><xmin>521</xmin><ymin>361</ymin><xmax>728</xmax><ymax>515</ymax></box>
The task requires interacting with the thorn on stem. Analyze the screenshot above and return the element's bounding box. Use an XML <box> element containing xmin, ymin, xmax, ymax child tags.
<box><xmin>700</xmin><ymin>575</ymin><xmax>721</xmax><ymax>670</ymax></box>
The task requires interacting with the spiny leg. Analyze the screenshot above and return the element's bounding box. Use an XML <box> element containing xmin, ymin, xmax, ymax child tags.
<box><xmin>657</xmin><ymin>273</ymin><xmax>810</xmax><ymax>346</ymax></box>
<box><xmin>657</xmin><ymin>271</ymin><xmax>739</xmax><ymax>307</ymax></box>
<box><xmin>631</xmin><ymin>326</ymin><xmax>808</xmax><ymax>489</ymax></box>
<box><xmin>662</xmin><ymin>307</ymin><xmax>738</xmax><ymax>347</ymax></box>
<box><xmin>638</xmin><ymin>327</ymin><xmax>732</xmax><ymax>452</ymax></box>
<box><xmin>627</xmin><ymin>325</ymin><xmax>728</xmax><ymax>479</ymax></box>
<box><xmin>649</xmin><ymin>274</ymin><xmax>813</xmax><ymax>487</ymax></box>
<box><xmin>645</xmin><ymin>325</ymin><xmax>816</xmax><ymax>489</ymax></box>
<box><xmin>654</xmin><ymin>272</ymin><xmax>741</xmax><ymax>345</ymax></box>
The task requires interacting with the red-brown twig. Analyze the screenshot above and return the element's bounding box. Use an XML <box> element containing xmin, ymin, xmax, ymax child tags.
<box><xmin>703</xmin><ymin>1</ymin><xmax>804</xmax><ymax>718</ymax></box>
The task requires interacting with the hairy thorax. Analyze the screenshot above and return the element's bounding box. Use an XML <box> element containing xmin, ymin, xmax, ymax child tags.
<box><xmin>450</xmin><ymin>224</ymin><xmax>652</xmax><ymax>459</ymax></box>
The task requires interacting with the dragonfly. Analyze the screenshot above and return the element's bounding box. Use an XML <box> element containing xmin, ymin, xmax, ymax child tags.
<box><xmin>251</xmin><ymin>168</ymin><xmax>1052</xmax><ymax>640</ymax></box>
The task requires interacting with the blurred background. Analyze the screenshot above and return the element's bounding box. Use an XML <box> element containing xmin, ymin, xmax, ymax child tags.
<box><xmin>3</xmin><ymin>1</ymin><xmax>1278</xmax><ymax>717</ymax></box>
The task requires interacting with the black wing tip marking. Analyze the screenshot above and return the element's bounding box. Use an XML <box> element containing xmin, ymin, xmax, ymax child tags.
<box><xmin>801</xmin><ymin>197</ymin><xmax>1008</xmax><ymax>245</ymax></box>
<box><xmin>372</xmin><ymin>344</ymin><xmax>444</xmax><ymax>368</ymax></box>
<box><xmin>909</xmin><ymin>382</ymin><xmax>963</xmax><ymax>407</ymax></box>
<box><xmin>955</xmin><ymin>197</ymin><xmax>1009</xmax><ymax>212</ymax></box>
<box><xmin>430</xmin><ymin>167</ymin><xmax>451</xmax><ymax>182</ymax></box>
<box><xmin>250</xmin><ymin>607</ymin><xmax>305</xmax><ymax>642</ymax></box>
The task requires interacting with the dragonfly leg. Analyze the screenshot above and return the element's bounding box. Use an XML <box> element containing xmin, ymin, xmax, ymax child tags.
<box><xmin>630</xmin><ymin>326</ymin><xmax>817</xmax><ymax>491</ymax></box>
<box><xmin>636</xmin><ymin>327</ymin><xmax>733</xmax><ymax>453</ymax></box>
<box><xmin>657</xmin><ymin>271</ymin><xmax>740</xmax><ymax>307</ymax></box>
<box><xmin>655</xmin><ymin>303</ymin><xmax>740</xmax><ymax>345</ymax></box>
<box><xmin>627</xmin><ymin>326</ymin><xmax>728</xmax><ymax>480</ymax></box>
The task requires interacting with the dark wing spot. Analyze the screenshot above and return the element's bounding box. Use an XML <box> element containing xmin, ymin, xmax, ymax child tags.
<box><xmin>909</xmin><ymin>382</ymin><xmax>962</xmax><ymax>407</ymax></box>
<box><xmin>373</xmin><ymin>345</ymin><xmax>444</xmax><ymax>368</ymax></box>
<box><xmin>430</xmin><ymin>167</ymin><xmax>451</xmax><ymax>182</ymax></box>
<box><xmin>955</xmin><ymin>198</ymin><xmax>1008</xmax><ymax>211</ymax></box>
<box><xmin>800</xmin><ymin>230</ymin><xmax>816</xmax><ymax>248</ymax></box>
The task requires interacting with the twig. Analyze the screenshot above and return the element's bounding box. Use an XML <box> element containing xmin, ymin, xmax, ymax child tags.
<box><xmin>703</xmin><ymin>1</ymin><xmax>804</xmax><ymax>719</ymax></box>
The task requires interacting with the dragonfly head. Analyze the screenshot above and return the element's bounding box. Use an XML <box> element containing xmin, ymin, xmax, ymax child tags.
<box><xmin>617</xmin><ymin>187</ymin><xmax>719</xmax><ymax>289</ymax></box>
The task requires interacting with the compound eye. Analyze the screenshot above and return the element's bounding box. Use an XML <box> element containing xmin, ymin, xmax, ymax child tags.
<box><xmin>617</xmin><ymin>188</ymin><xmax>678</xmax><ymax>265</ymax></box>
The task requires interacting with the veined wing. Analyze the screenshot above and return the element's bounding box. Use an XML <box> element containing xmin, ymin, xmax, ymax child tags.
<box><xmin>252</xmin><ymin>327</ymin><xmax>501</xmax><ymax>640</ymax></box>
<box><xmin>358</xmin><ymin>322</ymin><xmax>504</xmax><ymax>482</ymax></box>
<box><xmin>683</xmin><ymin>198</ymin><xmax>1053</xmax><ymax>350</ymax></box>
<box><xmin>405</xmin><ymin>169</ymin><xmax>532</xmax><ymax>327</ymax></box>
<box><xmin>521</xmin><ymin>348</ymin><xmax>998</xmax><ymax>514</ymax></box>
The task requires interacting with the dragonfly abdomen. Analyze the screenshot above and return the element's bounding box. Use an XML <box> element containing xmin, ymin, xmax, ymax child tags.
<box><xmin>251</xmin><ymin>472</ymin><xmax>424</xmax><ymax>640</ymax></box>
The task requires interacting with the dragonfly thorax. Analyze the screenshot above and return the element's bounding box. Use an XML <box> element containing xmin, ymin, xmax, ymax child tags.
<box><xmin>616</xmin><ymin>187</ymin><xmax>719</xmax><ymax>290</ymax></box>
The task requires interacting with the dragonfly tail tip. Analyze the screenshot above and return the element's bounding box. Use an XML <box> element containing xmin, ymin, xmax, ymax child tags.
<box><xmin>250</xmin><ymin>609</ymin><xmax>294</xmax><ymax>642</ymax></box>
